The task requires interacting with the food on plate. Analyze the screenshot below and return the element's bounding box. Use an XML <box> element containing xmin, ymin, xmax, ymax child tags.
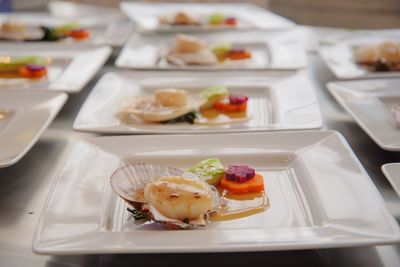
<box><xmin>166</xmin><ymin>34</ymin><xmax>218</xmax><ymax>65</ymax></box>
<box><xmin>166</xmin><ymin>34</ymin><xmax>252</xmax><ymax>66</ymax></box>
<box><xmin>208</xmin><ymin>12</ymin><xmax>237</xmax><ymax>26</ymax></box>
<box><xmin>110</xmin><ymin>163</ymin><xmax>219</xmax><ymax>229</ymax></box>
<box><xmin>119</xmin><ymin>86</ymin><xmax>251</xmax><ymax>125</ymax></box>
<box><xmin>159</xmin><ymin>11</ymin><xmax>237</xmax><ymax>27</ymax></box>
<box><xmin>220</xmin><ymin>166</ymin><xmax>264</xmax><ymax>194</ymax></box>
<box><xmin>159</xmin><ymin>11</ymin><xmax>200</xmax><ymax>26</ymax></box>
<box><xmin>212</xmin><ymin>42</ymin><xmax>252</xmax><ymax>62</ymax></box>
<box><xmin>214</xmin><ymin>94</ymin><xmax>248</xmax><ymax>112</ymax></box>
<box><xmin>188</xmin><ymin>158</ymin><xmax>225</xmax><ymax>185</ymax></box>
<box><xmin>119</xmin><ymin>88</ymin><xmax>204</xmax><ymax>123</ymax></box>
<box><xmin>110</xmin><ymin>159</ymin><xmax>268</xmax><ymax>229</ymax></box>
<box><xmin>0</xmin><ymin>56</ymin><xmax>48</xmax><ymax>79</ymax></box>
<box><xmin>354</xmin><ymin>41</ymin><xmax>400</xmax><ymax>71</ymax></box>
<box><xmin>200</xmin><ymin>85</ymin><xmax>228</xmax><ymax>109</ymax></box>
<box><xmin>0</xmin><ymin>20</ymin><xmax>90</xmax><ymax>42</ymax></box>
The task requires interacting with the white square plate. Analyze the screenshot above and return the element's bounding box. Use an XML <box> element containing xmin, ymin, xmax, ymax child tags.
<box><xmin>0</xmin><ymin>90</ymin><xmax>67</xmax><ymax>168</ymax></box>
<box><xmin>73</xmin><ymin>71</ymin><xmax>322</xmax><ymax>134</ymax></box>
<box><xmin>115</xmin><ymin>31</ymin><xmax>306</xmax><ymax>70</ymax></box>
<box><xmin>120</xmin><ymin>2</ymin><xmax>295</xmax><ymax>33</ymax></box>
<box><xmin>382</xmin><ymin>163</ymin><xmax>400</xmax><ymax>197</ymax></box>
<box><xmin>32</xmin><ymin>131</ymin><xmax>400</xmax><ymax>254</ymax></box>
<box><xmin>319</xmin><ymin>32</ymin><xmax>400</xmax><ymax>79</ymax></box>
<box><xmin>0</xmin><ymin>12</ymin><xmax>133</xmax><ymax>47</ymax></box>
<box><xmin>327</xmin><ymin>79</ymin><xmax>400</xmax><ymax>151</ymax></box>
<box><xmin>0</xmin><ymin>43</ymin><xmax>111</xmax><ymax>93</ymax></box>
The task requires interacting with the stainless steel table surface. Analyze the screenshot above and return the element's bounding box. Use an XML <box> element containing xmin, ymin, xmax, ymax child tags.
<box><xmin>0</xmin><ymin>49</ymin><xmax>400</xmax><ymax>267</ymax></box>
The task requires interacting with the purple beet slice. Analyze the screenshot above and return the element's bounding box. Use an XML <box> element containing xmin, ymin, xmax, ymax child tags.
<box><xmin>229</xmin><ymin>94</ymin><xmax>248</xmax><ymax>105</ymax></box>
<box><xmin>226</xmin><ymin>165</ymin><xmax>256</xmax><ymax>183</ymax></box>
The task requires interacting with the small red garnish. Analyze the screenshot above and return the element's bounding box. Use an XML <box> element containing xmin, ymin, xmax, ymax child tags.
<box><xmin>225</xmin><ymin>17</ymin><xmax>237</xmax><ymax>26</ymax></box>
<box><xmin>229</xmin><ymin>94</ymin><xmax>248</xmax><ymax>105</ymax></box>
<box><xmin>225</xmin><ymin>165</ymin><xmax>256</xmax><ymax>183</ymax></box>
<box><xmin>68</xmin><ymin>29</ymin><xmax>90</xmax><ymax>40</ymax></box>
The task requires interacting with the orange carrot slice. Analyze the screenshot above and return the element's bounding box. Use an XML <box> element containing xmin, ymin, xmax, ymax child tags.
<box><xmin>219</xmin><ymin>173</ymin><xmax>264</xmax><ymax>194</ymax></box>
<box><xmin>214</xmin><ymin>99</ymin><xmax>247</xmax><ymax>112</ymax></box>
<box><xmin>228</xmin><ymin>50</ymin><xmax>252</xmax><ymax>60</ymax></box>
<box><xmin>18</xmin><ymin>65</ymin><xmax>47</xmax><ymax>79</ymax></box>
<box><xmin>68</xmin><ymin>29</ymin><xmax>90</xmax><ymax>40</ymax></box>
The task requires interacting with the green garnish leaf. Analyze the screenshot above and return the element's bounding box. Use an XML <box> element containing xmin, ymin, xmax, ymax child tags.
<box><xmin>160</xmin><ymin>111</ymin><xmax>197</xmax><ymax>124</ymax></box>
<box><xmin>127</xmin><ymin>207</ymin><xmax>147</xmax><ymax>220</ymax></box>
<box><xmin>54</xmin><ymin>22</ymin><xmax>80</xmax><ymax>35</ymax></box>
<box><xmin>200</xmin><ymin>86</ymin><xmax>228</xmax><ymax>109</ymax></box>
<box><xmin>0</xmin><ymin>56</ymin><xmax>47</xmax><ymax>72</ymax></box>
<box><xmin>211</xmin><ymin>42</ymin><xmax>232</xmax><ymax>56</ymax></box>
<box><xmin>208</xmin><ymin>12</ymin><xmax>225</xmax><ymax>25</ymax></box>
<box><xmin>188</xmin><ymin>158</ymin><xmax>225</xmax><ymax>185</ymax></box>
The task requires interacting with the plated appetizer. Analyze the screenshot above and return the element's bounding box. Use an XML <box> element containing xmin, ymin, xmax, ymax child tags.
<box><xmin>110</xmin><ymin>158</ymin><xmax>268</xmax><ymax>230</ymax></box>
<box><xmin>166</xmin><ymin>34</ymin><xmax>252</xmax><ymax>66</ymax></box>
<box><xmin>0</xmin><ymin>56</ymin><xmax>48</xmax><ymax>79</ymax></box>
<box><xmin>0</xmin><ymin>20</ymin><xmax>90</xmax><ymax>42</ymax></box>
<box><xmin>159</xmin><ymin>11</ymin><xmax>237</xmax><ymax>27</ymax></box>
<box><xmin>354</xmin><ymin>41</ymin><xmax>400</xmax><ymax>72</ymax></box>
<box><xmin>119</xmin><ymin>86</ymin><xmax>250</xmax><ymax>126</ymax></box>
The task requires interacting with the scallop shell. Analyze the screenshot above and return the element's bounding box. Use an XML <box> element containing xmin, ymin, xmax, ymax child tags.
<box><xmin>0</xmin><ymin>25</ymin><xmax>44</xmax><ymax>41</ymax></box>
<box><xmin>120</xmin><ymin>95</ymin><xmax>205</xmax><ymax>122</ymax></box>
<box><xmin>166</xmin><ymin>48</ymin><xmax>218</xmax><ymax>66</ymax></box>
<box><xmin>110</xmin><ymin>163</ymin><xmax>184</xmax><ymax>204</ymax></box>
<box><xmin>110</xmin><ymin>163</ymin><xmax>219</xmax><ymax>229</ymax></box>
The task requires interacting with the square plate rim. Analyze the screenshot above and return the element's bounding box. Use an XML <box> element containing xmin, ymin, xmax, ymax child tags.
<box><xmin>119</xmin><ymin>1</ymin><xmax>295</xmax><ymax>32</ymax></box>
<box><xmin>115</xmin><ymin>32</ymin><xmax>307</xmax><ymax>71</ymax></box>
<box><xmin>32</xmin><ymin>130</ymin><xmax>400</xmax><ymax>254</ymax></box>
<box><xmin>0</xmin><ymin>89</ymin><xmax>68</xmax><ymax>167</ymax></box>
<box><xmin>0</xmin><ymin>12</ymin><xmax>132</xmax><ymax>47</ymax></box>
<box><xmin>327</xmin><ymin>80</ymin><xmax>400</xmax><ymax>151</ymax></box>
<box><xmin>318</xmin><ymin>35</ymin><xmax>400</xmax><ymax>80</ymax></box>
<box><xmin>0</xmin><ymin>44</ymin><xmax>112</xmax><ymax>93</ymax></box>
<box><xmin>72</xmin><ymin>70</ymin><xmax>323</xmax><ymax>134</ymax></box>
<box><xmin>382</xmin><ymin>163</ymin><xmax>400</xmax><ymax>197</ymax></box>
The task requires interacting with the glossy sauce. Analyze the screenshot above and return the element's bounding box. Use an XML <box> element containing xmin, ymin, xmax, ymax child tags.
<box><xmin>0</xmin><ymin>73</ymin><xmax>22</xmax><ymax>78</ymax></box>
<box><xmin>211</xmin><ymin>188</ymin><xmax>269</xmax><ymax>221</ymax></box>
<box><xmin>197</xmin><ymin>107</ymin><xmax>250</xmax><ymax>125</ymax></box>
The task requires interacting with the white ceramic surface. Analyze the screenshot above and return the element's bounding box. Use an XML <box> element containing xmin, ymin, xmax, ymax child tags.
<box><xmin>73</xmin><ymin>71</ymin><xmax>322</xmax><ymax>134</ymax></box>
<box><xmin>120</xmin><ymin>2</ymin><xmax>295</xmax><ymax>33</ymax></box>
<box><xmin>328</xmin><ymin>79</ymin><xmax>400</xmax><ymax>151</ymax></box>
<box><xmin>115</xmin><ymin>31</ymin><xmax>306</xmax><ymax>70</ymax></box>
<box><xmin>0</xmin><ymin>43</ymin><xmax>111</xmax><ymax>93</ymax></box>
<box><xmin>0</xmin><ymin>90</ymin><xmax>67</xmax><ymax>168</ymax></box>
<box><xmin>382</xmin><ymin>163</ymin><xmax>400</xmax><ymax>197</ymax></box>
<box><xmin>0</xmin><ymin>12</ymin><xmax>132</xmax><ymax>47</ymax></box>
<box><xmin>33</xmin><ymin>131</ymin><xmax>400</xmax><ymax>254</ymax></box>
<box><xmin>319</xmin><ymin>31</ymin><xmax>400</xmax><ymax>79</ymax></box>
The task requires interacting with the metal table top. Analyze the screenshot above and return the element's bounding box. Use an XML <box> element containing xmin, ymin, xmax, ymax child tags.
<box><xmin>0</xmin><ymin>49</ymin><xmax>399</xmax><ymax>267</ymax></box>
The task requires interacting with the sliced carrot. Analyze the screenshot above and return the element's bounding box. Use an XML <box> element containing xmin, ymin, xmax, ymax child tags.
<box><xmin>68</xmin><ymin>29</ymin><xmax>90</xmax><ymax>40</ymax></box>
<box><xmin>18</xmin><ymin>66</ymin><xmax>47</xmax><ymax>79</ymax></box>
<box><xmin>219</xmin><ymin>173</ymin><xmax>264</xmax><ymax>194</ymax></box>
<box><xmin>214</xmin><ymin>99</ymin><xmax>247</xmax><ymax>112</ymax></box>
<box><xmin>228</xmin><ymin>50</ymin><xmax>252</xmax><ymax>60</ymax></box>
